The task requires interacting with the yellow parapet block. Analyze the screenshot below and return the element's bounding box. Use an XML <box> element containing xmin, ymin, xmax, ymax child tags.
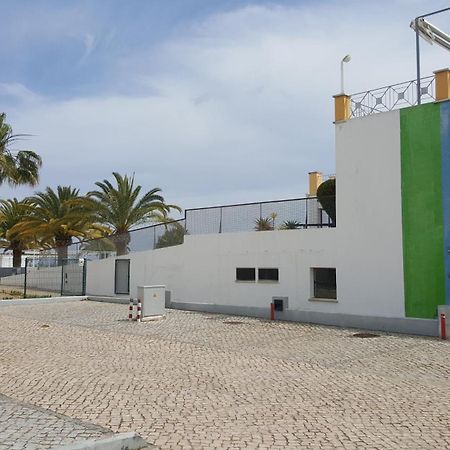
<box><xmin>434</xmin><ymin>68</ymin><xmax>450</xmax><ymax>102</ymax></box>
<box><xmin>333</xmin><ymin>94</ymin><xmax>350</xmax><ymax>122</ymax></box>
<box><xmin>308</xmin><ymin>171</ymin><xmax>323</xmax><ymax>196</ymax></box>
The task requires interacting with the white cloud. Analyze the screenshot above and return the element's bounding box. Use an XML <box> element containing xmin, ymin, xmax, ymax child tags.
<box><xmin>0</xmin><ymin>83</ymin><xmax>42</xmax><ymax>104</ymax></box>
<box><xmin>2</xmin><ymin>0</ymin><xmax>450</xmax><ymax>208</ymax></box>
<box><xmin>79</xmin><ymin>32</ymin><xmax>97</xmax><ymax>62</ymax></box>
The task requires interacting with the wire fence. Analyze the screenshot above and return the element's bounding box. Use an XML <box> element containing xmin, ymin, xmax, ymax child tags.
<box><xmin>64</xmin><ymin>219</ymin><xmax>187</xmax><ymax>261</ymax></box>
<box><xmin>0</xmin><ymin>257</ymin><xmax>86</xmax><ymax>298</ymax></box>
<box><xmin>185</xmin><ymin>197</ymin><xmax>330</xmax><ymax>234</ymax></box>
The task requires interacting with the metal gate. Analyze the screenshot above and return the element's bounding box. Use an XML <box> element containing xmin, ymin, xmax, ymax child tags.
<box><xmin>23</xmin><ymin>257</ymin><xmax>86</xmax><ymax>298</ymax></box>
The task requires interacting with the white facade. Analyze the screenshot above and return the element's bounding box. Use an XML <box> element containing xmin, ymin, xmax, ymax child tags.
<box><xmin>335</xmin><ymin>110</ymin><xmax>405</xmax><ymax>317</ymax></box>
<box><xmin>87</xmin><ymin>228</ymin><xmax>337</xmax><ymax>313</ymax></box>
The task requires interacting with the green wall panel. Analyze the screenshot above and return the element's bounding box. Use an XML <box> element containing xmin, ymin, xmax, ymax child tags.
<box><xmin>400</xmin><ymin>103</ymin><xmax>445</xmax><ymax>318</ymax></box>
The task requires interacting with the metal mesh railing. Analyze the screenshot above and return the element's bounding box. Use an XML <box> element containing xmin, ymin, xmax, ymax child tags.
<box><xmin>185</xmin><ymin>197</ymin><xmax>331</xmax><ymax>234</ymax></box>
<box><xmin>350</xmin><ymin>76</ymin><xmax>435</xmax><ymax>118</ymax></box>
<box><xmin>14</xmin><ymin>197</ymin><xmax>332</xmax><ymax>263</ymax></box>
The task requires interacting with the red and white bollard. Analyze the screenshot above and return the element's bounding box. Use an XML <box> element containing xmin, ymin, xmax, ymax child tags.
<box><xmin>440</xmin><ymin>313</ymin><xmax>447</xmax><ymax>340</ymax></box>
<box><xmin>136</xmin><ymin>300</ymin><xmax>142</xmax><ymax>322</ymax></box>
<box><xmin>128</xmin><ymin>298</ymin><xmax>134</xmax><ymax>321</ymax></box>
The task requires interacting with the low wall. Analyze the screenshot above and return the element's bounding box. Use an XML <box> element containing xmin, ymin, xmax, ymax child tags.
<box><xmin>0</xmin><ymin>271</ymin><xmax>26</xmax><ymax>288</ymax></box>
<box><xmin>0</xmin><ymin>268</ymin><xmax>25</xmax><ymax>278</ymax></box>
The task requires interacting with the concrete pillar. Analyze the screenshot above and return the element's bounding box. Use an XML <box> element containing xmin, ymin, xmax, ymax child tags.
<box><xmin>333</xmin><ymin>94</ymin><xmax>351</xmax><ymax>122</ymax></box>
<box><xmin>434</xmin><ymin>68</ymin><xmax>450</xmax><ymax>102</ymax></box>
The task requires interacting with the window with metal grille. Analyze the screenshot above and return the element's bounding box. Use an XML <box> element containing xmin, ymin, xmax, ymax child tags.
<box><xmin>312</xmin><ymin>268</ymin><xmax>337</xmax><ymax>299</ymax></box>
<box><xmin>258</xmin><ymin>268</ymin><xmax>279</xmax><ymax>282</ymax></box>
<box><xmin>236</xmin><ymin>267</ymin><xmax>256</xmax><ymax>281</ymax></box>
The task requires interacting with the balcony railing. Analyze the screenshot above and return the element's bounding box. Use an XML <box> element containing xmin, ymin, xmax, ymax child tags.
<box><xmin>350</xmin><ymin>76</ymin><xmax>435</xmax><ymax>118</ymax></box>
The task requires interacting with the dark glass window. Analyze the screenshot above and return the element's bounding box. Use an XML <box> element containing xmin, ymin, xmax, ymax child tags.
<box><xmin>236</xmin><ymin>268</ymin><xmax>256</xmax><ymax>281</ymax></box>
<box><xmin>313</xmin><ymin>268</ymin><xmax>337</xmax><ymax>299</ymax></box>
<box><xmin>258</xmin><ymin>268</ymin><xmax>279</xmax><ymax>281</ymax></box>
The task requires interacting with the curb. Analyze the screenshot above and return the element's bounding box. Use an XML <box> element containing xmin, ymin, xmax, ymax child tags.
<box><xmin>86</xmin><ymin>296</ymin><xmax>130</xmax><ymax>305</ymax></box>
<box><xmin>0</xmin><ymin>296</ymin><xmax>85</xmax><ymax>307</ymax></box>
<box><xmin>51</xmin><ymin>431</ymin><xmax>154</xmax><ymax>450</ymax></box>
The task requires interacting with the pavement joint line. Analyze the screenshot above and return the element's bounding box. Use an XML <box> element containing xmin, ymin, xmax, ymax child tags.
<box><xmin>50</xmin><ymin>431</ymin><xmax>154</xmax><ymax>450</ymax></box>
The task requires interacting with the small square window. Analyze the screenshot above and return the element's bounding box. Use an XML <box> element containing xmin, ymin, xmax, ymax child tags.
<box><xmin>313</xmin><ymin>268</ymin><xmax>336</xmax><ymax>299</ymax></box>
<box><xmin>258</xmin><ymin>268</ymin><xmax>279</xmax><ymax>282</ymax></box>
<box><xmin>236</xmin><ymin>267</ymin><xmax>256</xmax><ymax>281</ymax></box>
<box><xmin>273</xmin><ymin>299</ymin><xmax>284</xmax><ymax>311</ymax></box>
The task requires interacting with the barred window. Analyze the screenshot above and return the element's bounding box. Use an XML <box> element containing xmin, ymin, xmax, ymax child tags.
<box><xmin>258</xmin><ymin>268</ymin><xmax>279</xmax><ymax>282</ymax></box>
<box><xmin>312</xmin><ymin>268</ymin><xmax>336</xmax><ymax>299</ymax></box>
<box><xmin>236</xmin><ymin>268</ymin><xmax>256</xmax><ymax>281</ymax></box>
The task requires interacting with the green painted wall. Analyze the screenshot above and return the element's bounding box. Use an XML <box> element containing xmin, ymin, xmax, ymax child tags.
<box><xmin>400</xmin><ymin>103</ymin><xmax>445</xmax><ymax>318</ymax></box>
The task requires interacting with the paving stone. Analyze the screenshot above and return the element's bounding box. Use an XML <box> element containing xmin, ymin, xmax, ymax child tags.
<box><xmin>0</xmin><ymin>393</ymin><xmax>112</xmax><ymax>449</ymax></box>
<box><xmin>0</xmin><ymin>301</ymin><xmax>449</xmax><ymax>449</ymax></box>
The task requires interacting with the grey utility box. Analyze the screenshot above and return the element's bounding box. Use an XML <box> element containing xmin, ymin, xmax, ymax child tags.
<box><xmin>138</xmin><ymin>285</ymin><xmax>166</xmax><ymax>318</ymax></box>
<box><xmin>438</xmin><ymin>305</ymin><xmax>450</xmax><ymax>339</ymax></box>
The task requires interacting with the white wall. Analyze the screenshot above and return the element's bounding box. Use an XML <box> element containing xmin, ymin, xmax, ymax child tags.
<box><xmin>87</xmin><ymin>229</ymin><xmax>339</xmax><ymax>313</ymax></box>
<box><xmin>87</xmin><ymin>110</ymin><xmax>406</xmax><ymax>320</ymax></box>
<box><xmin>335</xmin><ymin>110</ymin><xmax>405</xmax><ymax>317</ymax></box>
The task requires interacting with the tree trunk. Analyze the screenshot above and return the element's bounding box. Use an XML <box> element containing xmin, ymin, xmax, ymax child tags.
<box><xmin>12</xmin><ymin>247</ymin><xmax>23</xmax><ymax>268</ymax></box>
<box><xmin>56</xmin><ymin>245</ymin><xmax>68</xmax><ymax>266</ymax></box>
<box><xmin>55</xmin><ymin>235</ymin><xmax>72</xmax><ymax>266</ymax></box>
<box><xmin>113</xmin><ymin>232</ymin><xmax>130</xmax><ymax>256</ymax></box>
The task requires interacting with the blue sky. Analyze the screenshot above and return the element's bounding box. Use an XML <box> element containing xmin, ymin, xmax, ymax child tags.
<box><xmin>1</xmin><ymin>0</ymin><xmax>450</xmax><ymax>209</ymax></box>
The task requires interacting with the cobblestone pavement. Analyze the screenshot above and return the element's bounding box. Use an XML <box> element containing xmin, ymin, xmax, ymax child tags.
<box><xmin>0</xmin><ymin>393</ymin><xmax>112</xmax><ymax>449</ymax></box>
<box><xmin>0</xmin><ymin>300</ymin><xmax>449</xmax><ymax>449</ymax></box>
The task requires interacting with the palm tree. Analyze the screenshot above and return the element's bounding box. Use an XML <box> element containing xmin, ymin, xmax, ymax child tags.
<box><xmin>269</xmin><ymin>212</ymin><xmax>277</xmax><ymax>229</ymax></box>
<box><xmin>254</xmin><ymin>217</ymin><xmax>274</xmax><ymax>231</ymax></box>
<box><xmin>88</xmin><ymin>173</ymin><xmax>181</xmax><ymax>256</ymax></box>
<box><xmin>0</xmin><ymin>113</ymin><xmax>42</xmax><ymax>187</ymax></box>
<box><xmin>12</xmin><ymin>186</ymin><xmax>101</xmax><ymax>263</ymax></box>
<box><xmin>280</xmin><ymin>220</ymin><xmax>302</xmax><ymax>230</ymax></box>
<box><xmin>0</xmin><ymin>199</ymin><xmax>34</xmax><ymax>267</ymax></box>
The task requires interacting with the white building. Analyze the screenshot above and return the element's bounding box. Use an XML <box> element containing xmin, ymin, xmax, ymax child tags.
<box><xmin>85</xmin><ymin>70</ymin><xmax>450</xmax><ymax>336</ymax></box>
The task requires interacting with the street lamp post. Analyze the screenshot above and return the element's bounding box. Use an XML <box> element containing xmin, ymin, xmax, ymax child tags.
<box><xmin>340</xmin><ymin>54</ymin><xmax>351</xmax><ymax>94</ymax></box>
<box><xmin>412</xmin><ymin>7</ymin><xmax>450</xmax><ymax>105</ymax></box>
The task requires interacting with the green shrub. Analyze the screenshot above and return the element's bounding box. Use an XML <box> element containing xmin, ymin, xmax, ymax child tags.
<box><xmin>155</xmin><ymin>223</ymin><xmax>186</xmax><ymax>249</ymax></box>
<box><xmin>317</xmin><ymin>178</ymin><xmax>336</xmax><ymax>224</ymax></box>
